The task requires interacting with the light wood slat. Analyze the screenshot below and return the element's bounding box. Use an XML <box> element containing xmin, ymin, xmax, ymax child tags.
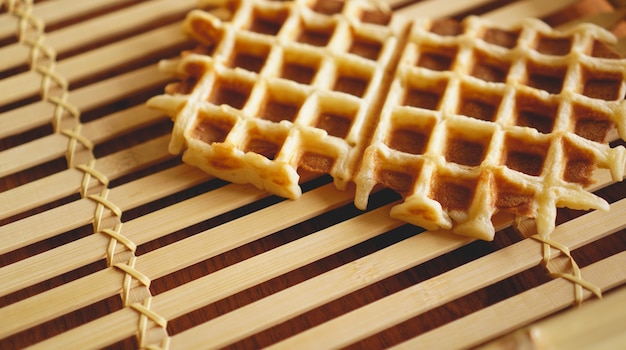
<box><xmin>0</xmin><ymin>266</ymin><xmax>125</xmax><ymax>340</ymax></box>
<box><xmin>557</xmin><ymin>7</ymin><xmax>626</xmax><ymax>30</ymax></box>
<box><xmin>83</xmin><ymin>107</ymin><xmax>167</xmax><ymax>145</ymax></box>
<box><xmin>0</xmin><ymin>170</ymin><xmax>317</xmax><ymax>297</ymax></box>
<box><xmin>0</xmin><ymin>232</ymin><xmax>110</xmax><ymax>297</ymax></box>
<box><xmin>0</xmin><ymin>135</ymin><xmax>172</xmax><ymax>221</ymax></box>
<box><xmin>0</xmin><ymin>105</ymin><xmax>166</xmax><ymax>178</ymax></box>
<box><xmin>267</xmin><ymin>198</ymin><xmax>626</xmax><ymax>350</ymax></box>
<box><xmin>192</xmin><ymin>201</ymin><xmax>626</xmax><ymax>349</ymax></box>
<box><xmin>27</xmin><ymin>202</ymin><xmax>403</xmax><ymax>350</ymax></box>
<box><xmin>29</xmin><ymin>239</ymin><xmax>626</xmax><ymax>350</ymax></box>
<box><xmin>136</xmin><ymin>168</ymin><xmax>619</xmax><ymax>281</ymax></box>
<box><xmin>0</xmin><ymin>183</ymin><xmax>353</xmax><ymax>338</ymax></box>
<box><xmin>384</xmin><ymin>0</ymin><xmax>410</xmax><ymax>9</ymax></box>
<box><xmin>134</xmin><ymin>183</ymin><xmax>354</xmax><ymax>277</ymax></box>
<box><xmin>167</xmin><ymin>233</ymin><xmax>476</xmax><ymax>349</ymax></box>
<box><xmin>0</xmin><ymin>177</ymin><xmax>264</xmax><ymax>297</ymax></box>
<box><xmin>0</xmin><ymin>0</ymin><xmax>195</xmax><ymax>72</ymax></box>
<box><xmin>0</xmin><ymin>198</ymin><xmax>96</xmax><ymax>254</ymax></box>
<box><xmin>395</xmin><ymin>0</ymin><xmax>493</xmax><ymax>19</ymax></box>
<box><xmin>396</xmin><ymin>0</ymin><xmax>577</xmax><ymax>23</ymax></box>
<box><xmin>0</xmin><ymin>0</ymin><xmax>136</xmax><ymax>40</ymax></box>
<box><xmin>0</xmin><ymin>162</ymin><xmax>207</xmax><ymax>255</ymax></box>
<box><xmin>0</xmin><ymin>134</ymin><xmax>68</xmax><ymax>177</ymax></box>
<box><xmin>1</xmin><ymin>155</ymin><xmax>621</xmax><ymax>337</ymax></box>
<box><xmin>0</xmin><ymin>64</ymin><xmax>169</xmax><ymax>139</ymax></box>
<box><xmin>479</xmin><ymin>285</ymin><xmax>626</xmax><ymax>350</ymax></box>
<box><xmin>483</xmin><ymin>0</ymin><xmax>580</xmax><ymax>22</ymax></box>
<box><xmin>0</xmin><ymin>22</ymin><xmax>187</xmax><ymax>106</ymax></box>
<box><xmin>3</xmin><ymin>166</ymin><xmax>618</xmax><ymax>312</ymax></box>
<box><xmin>396</xmin><ymin>254</ymin><xmax>626</xmax><ymax>350</ymax></box>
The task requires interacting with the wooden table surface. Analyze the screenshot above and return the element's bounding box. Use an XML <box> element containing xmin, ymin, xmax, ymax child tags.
<box><xmin>1</xmin><ymin>0</ymin><xmax>625</xmax><ymax>349</ymax></box>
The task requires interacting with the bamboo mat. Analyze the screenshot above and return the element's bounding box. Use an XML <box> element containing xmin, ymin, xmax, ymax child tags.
<box><xmin>1</xmin><ymin>0</ymin><xmax>625</xmax><ymax>349</ymax></box>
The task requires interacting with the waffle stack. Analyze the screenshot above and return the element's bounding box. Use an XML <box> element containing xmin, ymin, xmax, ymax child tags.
<box><xmin>148</xmin><ymin>0</ymin><xmax>404</xmax><ymax>199</ymax></box>
<box><xmin>149</xmin><ymin>0</ymin><xmax>626</xmax><ymax>240</ymax></box>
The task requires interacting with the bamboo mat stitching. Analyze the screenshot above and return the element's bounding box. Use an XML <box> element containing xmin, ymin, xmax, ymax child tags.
<box><xmin>4</xmin><ymin>1</ymin><xmax>170</xmax><ymax>348</ymax></box>
<box><xmin>532</xmin><ymin>233</ymin><xmax>603</xmax><ymax>304</ymax></box>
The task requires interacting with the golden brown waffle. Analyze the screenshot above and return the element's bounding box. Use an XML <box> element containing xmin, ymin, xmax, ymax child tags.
<box><xmin>355</xmin><ymin>16</ymin><xmax>626</xmax><ymax>240</ymax></box>
<box><xmin>148</xmin><ymin>0</ymin><xmax>404</xmax><ymax>199</ymax></box>
<box><xmin>149</xmin><ymin>0</ymin><xmax>626</xmax><ymax>240</ymax></box>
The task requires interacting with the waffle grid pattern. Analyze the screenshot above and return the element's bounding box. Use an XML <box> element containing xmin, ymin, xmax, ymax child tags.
<box><xmin>356</xmin><ymin>16</ymin><xmax>626</xmax><ymax>240</ymax></box>
<box><xmin>150</xmin><ymin>0</ymin><xmax>403</xmax><ymax>199</ymax></box>
<box><xmin>149</xmin><ymin>0</ymin><xmax>626</xmax><ymax>242</ymax></box>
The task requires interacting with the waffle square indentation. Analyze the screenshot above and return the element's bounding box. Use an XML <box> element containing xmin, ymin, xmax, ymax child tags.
<box><xmin>280</xmin><ymin>50</ymin><xmax>321</xmax><ymax>84</ymax></box>
<box><xmin>582</xmin><ymin>66</ymin><xmax>623</xmax><ymax>101</ymax></box>
<box><xmin>431</xmin><ymin>174</ymin><xmax>477</xmax><ymax>211</ymax></box>
<box><xmin>228</xmin><ymin>39</ymin><xmax>271</xmax><ymax>73</ymax></box>
<box><xmin>458</xmin><ymin>84</ymin><xmax>502</xmax><ymax>121</ymax></box>
<box><xmin>332</xmin><ymin>59</ymin><xmax>372</xmax><ymax>97</ymax></box>
<box><xmin>404</xmin><ymin>77</ymin><xmax>447</xmax><ymax>110</ymax></box>
<box><xmin>297</xmin><ymin>19</ymin><xmax>335</xmax><ymax>47</ymax></box>
<box><xmin>572</xmin><ymin>104</ymin><xmax>613</xmax><ymax>143</ymax></box>
<box><xmin>208</xmin><ymin>76</ymin><xmax>253</xmax><ymax>109</ymax></box>
<box><xmin>493</xmin><ymin>175</ymin><xmax>535</xmax><ymax>215</ymax></box>
<box><xmin>192</xmin><ymin>111</ymin><xmax>235</xmax><ymax>145</ymax></box>
<box><xmin>534</xmin><ymin>34</ymin><xmax>572</xmax><ymax>56</ymax></box>
<box><xmin>243</xmin><ymin>127</ymin><xmax>287</xmax><ymax>160</ymax></box>
<box><xmin>562</xmin><ymin>137</ymin><xmax>596</xmax><ymax>186</ymax></box>
<box><xmin>430</xmin><ymin>18</ymin><xmax>463</xmax><ymax>36</ymax></box>
<box><xmin>358</xmin><ymin>8</ymin><xmax>391</xmax><ymax>25</ymax></box>
<box><xmin>309</xmin><ymin>0</ymin><xmax>344</xmax><ymax>15</ymax></box>
<box><xmin>248</xmin><ymin>6</ymin><xmax>289</xmax><ymax>35</ymax></box>
<box><xmin>258</xmin><ymin>85</ymin><xmax>305</xmax><ymax>122</ymax></box>
<box><xmin>470</xmin><ymin>50</ymin><xmax>509</xmax><ymax>83</ymax></box>
<box><xmin>590</xmin><ymin>39</ymin><xmax>622</xmax><ymax>59</ymax></box>
<box><xmin>525</xmin><ymin>60</ymin><xmax>567</xmax><ymax>94</ymax></box>
<box><xmin>481</xmin><ymin>27</ymin><xmax>519</xmax><ymax>49</ymax></box>
<box><xmin>515</xmin><ymin>93</ymin><xmax>558</xmax><ymax>133</ymax></box>
<box><xmin>445</xmin><ymin>135</ymin><xmax>489</xmax><ymax>167</ymax></box>
<box><xmin>314</xmin><ymin>96</ymin><xmax>358</xmax><ymax>138</ymax></box>
<box><xmin>503</xmin><ymin>135</ymin><xmax>549</xmax><ymax>176</ymax></box>
<box><xmin>349</xmin><ymin>32</ymin><xmax>383</xmax><ymax>60</ymax></box>
<box><xmin>376</xmin><ymin>168</ymin><xmax>416</xmax><ymax>194</ymax></box>
<box><xmin>417</xmin><ymin>45</ymin><xmax>457</xmax><ymax>71</ymax></box>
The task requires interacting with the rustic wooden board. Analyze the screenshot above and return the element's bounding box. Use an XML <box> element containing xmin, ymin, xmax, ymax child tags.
<box><xmin>1</xmin><ymin>0</ymin><xmax>625</xmax><ymax>349</ymax></box>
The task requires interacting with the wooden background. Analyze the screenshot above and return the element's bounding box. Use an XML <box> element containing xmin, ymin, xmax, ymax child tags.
<box><xmin>1</xmin><ymin>0</ymin><xmax>625</xmax><ymax>349</ymax></box>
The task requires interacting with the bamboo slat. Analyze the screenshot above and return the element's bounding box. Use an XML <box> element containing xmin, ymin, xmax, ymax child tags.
<box><xmin>268</xmin><ymin>198</ymin><xmax>626</xmax><ymax>349</ymax></box>
<box><xmin>0</xmin><ymin>134</ymin><xmax>172</xmax><ymax>220</ymax></box>
<box><xmin>395</xmin><ymin>0</ymin><xmax>494</xmax><ymax>18</ymax></box>
<box><xmin>0</xmin><ymin>106</ymin><xmax>166</xmax><ymax>178</ymax></box>
<box><xmin>1</xmin><ymin>0</ymin><xmax>625</xmax><ymax>349</ymax></box>
<box><xmin>394</xmin><ymin>253</ymin><xmax>626</xmax><ymax>350</ymax></box>
<box><xmin>483</xmin><ymin>0</ymin><xmax>580</xmax><ymax>21</ymax></box>
<box><xmin>0</xmin><ymin>162</ymin><xmax>209</xmax><ymax>255</ymax></box>
<box><xmin>0</xmin><ymin>0</ymin><xmax>135</xmax><ymax>39</ymax></box>
<box><xmin>478</xmin><ymin>284</ymin><xmax>626</xmax><ymax>350</ymax></box>
<box><xmin>0</xmin><ymin>64</ymin><xmax>170</xmax><ymax>139</ymax></box>
<box><xmin>0</xmin><ymin>22</ymin><xmax>188</xmax><ymax>106</ymax></box>
<box><xmin>0</xmin><ymin>182</ymin><xmax>350</xmax><ymax>339</ymax></box>
<box><xmin>0</xmin><ymin>0</ymin><xmax>195</xmax><ymax>72</ymax></box>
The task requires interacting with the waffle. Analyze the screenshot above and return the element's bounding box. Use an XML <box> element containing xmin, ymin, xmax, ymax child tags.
<box><xmin>147</xmin><ymin>0</ymin><xmax>403</xmax><ymax>199</ymax></box>
<box><xmin>355</xmin><ymin>16</ymin><xmax>626</xmax><ymax>240</ymax></box>
<box><xmin>148</xmin><ymin>0</ymin><xmax>626</xmax><ymax>241</ymax></box>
